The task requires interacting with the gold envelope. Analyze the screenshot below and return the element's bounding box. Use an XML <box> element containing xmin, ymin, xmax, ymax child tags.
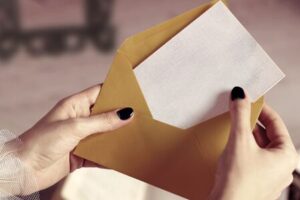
<box><xmin>74</xmin><ymin>1</ymin><xmax>264</xmax><ymax>199</ymax></box>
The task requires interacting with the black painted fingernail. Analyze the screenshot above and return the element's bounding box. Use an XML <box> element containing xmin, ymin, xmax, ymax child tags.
<box><xmin>117</xmin><ymin>107</ymin><xmax>134</xmax><ymax>120</ymax></box>
<box><xmin>231</xmin><ymin>86</ymin><xmax>245</xmax><ymax>101</ymax></box>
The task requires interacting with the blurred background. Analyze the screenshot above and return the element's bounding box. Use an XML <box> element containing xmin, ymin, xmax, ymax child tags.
<box><xmin>0</xmin><ymin>0</ymin><xmax>299</xmax><ymax>199</ymax></box>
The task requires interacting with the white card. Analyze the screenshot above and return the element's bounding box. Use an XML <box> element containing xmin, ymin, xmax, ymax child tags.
<box><xmin>134</xmin><ymin>1</ymin><xmax>285</xmax><ymax>129</ymax></box>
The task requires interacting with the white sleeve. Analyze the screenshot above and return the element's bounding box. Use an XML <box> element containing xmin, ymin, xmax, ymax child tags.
<box><xmin>0</xmin><ymin>129</ymin><xmax>40</xmax><ymax>200</ymax></box>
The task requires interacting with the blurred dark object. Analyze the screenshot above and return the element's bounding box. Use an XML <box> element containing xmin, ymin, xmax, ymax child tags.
<box><xmin>86</xmin><ymin>0</ymin><xmax>116</xmax><ymax>52</ymax></box>
<box><xmin>0</xmin><ymin>0</ymin><xmax>20</xmax><ymax>60</ymax></box>
<box><xmin>288</xmin><ymin>171</ymin><xmax>300</xmax><ymax>200</ymax></box>
<box><xmin>0</xmin><ymin>0</ymin><xmax>115</xmax><ymax>60</ymax></box>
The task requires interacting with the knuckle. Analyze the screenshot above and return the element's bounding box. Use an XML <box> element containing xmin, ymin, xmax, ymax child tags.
<box><xmin>56</xmin><ymin>97</ymin><xmax>72</xmax><ymax>108</ymax></box>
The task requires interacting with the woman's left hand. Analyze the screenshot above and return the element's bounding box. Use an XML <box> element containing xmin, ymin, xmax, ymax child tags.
<box><xmin>16</xmin><ymin>85</ymin><xmax>134</xmax><ymax>194</ymax></box>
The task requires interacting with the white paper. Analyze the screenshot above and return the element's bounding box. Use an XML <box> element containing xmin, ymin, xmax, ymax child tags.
<box><xmin>134</xmin><ymin>1</ymin><xmax>285</xmax><ymax>129</ymax></box>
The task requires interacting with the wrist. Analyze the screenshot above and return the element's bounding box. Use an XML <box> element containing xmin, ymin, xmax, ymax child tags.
<box><xmin>0</xmin><ymin>136</ymin><xmax>38</xmax><ymax>196</ymax></box>
<box><xmin>7</xmin><ymin>137</ymin><xmax>40</xmax><ymax>195</ymax></box>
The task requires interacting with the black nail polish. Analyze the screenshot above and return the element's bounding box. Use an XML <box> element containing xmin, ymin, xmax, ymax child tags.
<box><xmin>117</xmin><ymin>107</ymin><xmax>134</xmax><ymax>120</ymax></box>
<box><xmin>231</xmin><ymin>86</ymin><xmax>245</xmax><ymax>101</ymax></box>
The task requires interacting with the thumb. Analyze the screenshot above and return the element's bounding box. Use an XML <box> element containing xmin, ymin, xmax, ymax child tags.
<box><xmin>70</xmin><ymin>107</ymin><xmax>134</xmax><ymax>139</ymax></box>
<box><xmin>229</xmin><ymin>87</ymin><xmax>252</xmax><ymax>141</ymax></box>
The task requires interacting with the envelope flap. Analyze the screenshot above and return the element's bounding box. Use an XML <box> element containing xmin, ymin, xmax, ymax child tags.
<box><xmin>91</xmin><ymin>52</ymin><xmax>152</xmax><ymax>117</ymax></box>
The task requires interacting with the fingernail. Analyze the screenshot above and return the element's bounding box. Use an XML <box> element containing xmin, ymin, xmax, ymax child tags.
<box><xmin>117</xmin><ymin>107</ymin><xmax>134</xmax><ymax>120</ymax></box>
<box><xmin>231</xmin><ymin>86</ymin><xmax>245</xmax><ymax>101</ymax></box>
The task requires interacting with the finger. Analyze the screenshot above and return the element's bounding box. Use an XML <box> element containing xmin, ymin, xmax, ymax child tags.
<box><xmin>70</xmin><ymin>154</ymin><xmax>85</xmax><ymax>172</ymax></box>
<box><xmin>259</xmin><ymin>104</ymin><xmax>291</xmax><ymax>143</ymax></box>
<box><xmin>229</xmin><ymin>86</ymin><xmax>252</xmax><ymax>139</ymax></box>
<box><xmin>70</xmin><ymin>152</ymin><xmax>107</xmax><ymax>171</ymax></box>
<box><xmin>70</xmin><ymin>157</ymin><xmax>107</xmax><ymax>171</ymax></box>
<box><xmin>73</xmin><ymin>84</ymin><xmax>102</xmax><ymax>107</ymax></box>
<box><xmin>71</xmin><ymin>107</ymin><xmax>134</xmax><ymax>139</ymax></box>
<box><xmin>253</xmin><ymin>123</ymin><xmax>270</xmax><ymax>148</ymax></box>
<box><xmin>58</xmin><ymin>84</ymin><xmax>102</xmax><ymax>118</ymax></box>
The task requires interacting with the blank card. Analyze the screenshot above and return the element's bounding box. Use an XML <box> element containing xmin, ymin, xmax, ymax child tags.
<box><xmin>134</xmin><ymin>1</ymin><xmax>285</xmax><ymax>129</ymax></box>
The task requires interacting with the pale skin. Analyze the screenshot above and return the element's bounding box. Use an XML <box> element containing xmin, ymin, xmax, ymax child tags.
<box><xmin>15</xmin><ymin>85</ymin><xmax>134</xmax><ymax>194</ymax></box>
<box><xmin>7</xmin><ymin>85</ymin><xmax>299</xmax><ymax>198</ymax></box>
<box><xmin>209</xmin><ymin>89</ymin><xmax>299</xmax><ymax>200</ymax></box>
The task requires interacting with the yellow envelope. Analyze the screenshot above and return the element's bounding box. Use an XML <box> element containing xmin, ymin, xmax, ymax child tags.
<box><xmin>74</xmin><ymin>1</ymin><xmax>264</xmax><ymax>199</ymax></box>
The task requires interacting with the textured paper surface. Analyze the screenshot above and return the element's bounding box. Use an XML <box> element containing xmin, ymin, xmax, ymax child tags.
<box><xmin>134</xmin><ymin>1</ymin><xmax>285</xmax><ymax>129</ymax></box>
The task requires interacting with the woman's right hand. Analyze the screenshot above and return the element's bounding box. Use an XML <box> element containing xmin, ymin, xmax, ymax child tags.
<box><xmin>209</xmin><ymin>87</ymin><xmax>299</xmax><ymax>200</ymax></box>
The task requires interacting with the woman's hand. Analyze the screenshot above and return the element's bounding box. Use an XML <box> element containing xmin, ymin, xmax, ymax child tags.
<box><xmin>16</xmin><ymin>85</ymin><xmax>134</xmax><ymax>193</ymax></box>
<box><xmin>209</xmin><ymin>87</ymin><xmax>299</xmax><ymax>200</ymax></box>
